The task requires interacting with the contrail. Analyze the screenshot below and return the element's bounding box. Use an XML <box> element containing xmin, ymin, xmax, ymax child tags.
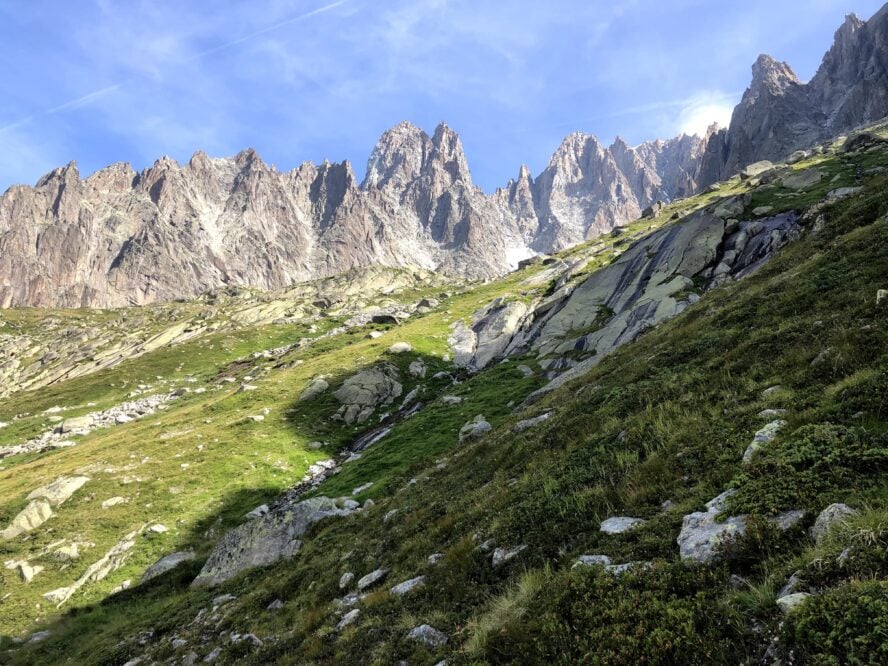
<box><xmin>0</xmin><ymin>0</ymin><xmax>350</xmax><ymax>134</ymax></box>
<box><xmin>191</xmin><ymin>0</ymin><xmax>350</xmax><ymax>60</ymax></box>
<box><xmin>46</xmin><ymin>83</ymin><xmax>125</xmax><ymax>115</ymax></box>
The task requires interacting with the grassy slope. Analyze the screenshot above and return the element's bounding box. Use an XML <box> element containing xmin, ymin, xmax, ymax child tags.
<box><xmin>3</xmin><ymin>145</ymin><xmax>888</xmax><ymax>664</ymax></box>
<box><xmin>0</xmin><ymin>211</ymin><xmax>661</xmax><ymax>640</ymax></box>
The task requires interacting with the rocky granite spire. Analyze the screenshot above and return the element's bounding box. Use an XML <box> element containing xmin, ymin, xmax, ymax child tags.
<box><xmin>699</xmin><ymin>6</ymin><xmax>888</xmax><ymax>186</ymax></box>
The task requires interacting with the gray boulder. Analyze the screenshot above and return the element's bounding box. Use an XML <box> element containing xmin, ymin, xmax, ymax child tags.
<box><xmin>450</xmin><ymin>299</ymin><xmax>531</xmax><ymax>371</ymax></box>
<box><xmin>390</xmin><ymin>575</ymin><xmax>426</xmax><ymax>596</ymax></box>
<box><xmin>743</xmin><ymin>420</ymin><xmax>787</xmax><ymax>463</ymax></box>
<box><xmin>27</xmin><ymin>476</ymin><xmax>90</xmax><ymax>505</ymax></box>
<box><xmin>142</xmin><ymin>551</ymin><xmax>196</xmax><ymax>583</ymax></box>
<box><xmin>781</xmin><ymin>167</ymin><xmax>822</xmax><ymax>189</ymax></box>
<box><xmin>492</xmin><ymin>545</ymin><xmax>527</xmax><ymax>567</ymax></box>
<box><xmin>357</xmin><ymin>568</ymin><xmax>389</xmax><ymax>591</ymax></box>
<box><xmin>0</xmin><ymin>499</ymin><xmax>55</xmax><ymax>540</ymax></box>
<box><xmin>677</xmin><ymin>490</ymin><xmax>747</xmax><ymax>564</ymax></box>
<box><xmin>600</xmin><ymin>517</ymin><xmax>645</xmax><ymax>534</ymax></box>
<box><xmin>337</xmin><ymin>609</ymin><xmax>360</xmax><ymax>631</ymax></box>
<box><xmin>811</xmin><ymin>503</ymin><xmax>858</xmax><ymax>544</ymax></box>
<box><xmin>192</xmin><ymin>496</ymin><xmax>354</xmax><ymax>587</ymax></box>
<box><xmin>299</xmin><ymin>378</ymin><xmax>329</xmax><ymax>402</ymax></box>
<box><xmin>459</xmin><ymin>415</ymin><xmax>492</xmax><ymax>442</ymax></box>
<box><xmin>333</xmin><ymin>365</ymin><xmax>402</xmax><ymax>425</ymax></box>
<box><xmin>740</xmin><ymin>161</ymin><xmax>775</xmax><ymax>180</ymax></box>
<box><xmin>514</xmin><ymin>412</ymin><xmax>552</xmax><ymax>433</ymax></box>
<box><xmin>407</xmin><ymin>624</ymin><xmax>448</xmax><ymax>647</ymax></box>
<box><xmin>572</xmin><ymin>554</ymin><xmax>612</xmax><ymax>568</ymax></box>
<box><xmin>58</xmin><ymin>415</ymin><xmax>92</xmax><ymax>433</ymax></box>
<box><xmin>776</xmin><ymin>592</ymin><xmax>812</xmax><ymax>614</ymax></box>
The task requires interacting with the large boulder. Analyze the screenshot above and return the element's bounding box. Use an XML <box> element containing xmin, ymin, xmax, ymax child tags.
<box><xmin>57</xmin><ymin>415</ymin><xmax>92</xmax><ymax>434</ymax></box>
<box><xmin>332</xmin><ymin>365</ymin><xmax>402</xmax><ymax>425</ymax></box>
<box><xmin>811</xmin><ymin>503</ymin><xmax>858</xmax><ymax>545</ymax></box>
<box><xmin>740</xmin><ymin>160</ymin><xmax>775</xmax><ymax>180</ymax></box>
<box><xmin>743</xmin><ymin>420</ymin><xmax>787</xmax><ymax>463</ymax></box>
<box><xmin>781</xmin><ymin>168</ymin><xmax>822</xmax><ymax>190</ymax></box>
<box><xmin>407</xmin><ymin>624</ymin><xmax>448</xmax><ymax>647</ymax></box>
<box><xmin>450</xmin><ymin>299</ymin><xmax>531</xmax><ymax>371</ymax></box>
<box><xmin>677</xmin><ymin>491</ymin><xmax>747</xmax><ymax>564</ymax></box>
<box><xmin>0</xmin><ymin>500</ymin><xmax>54</xmax><ymax>540</ymax></box>
<box><xmin>600</xmin><ymin>517</ymin><xmax>646</xmax><ymax>534</ymax></box>
<box><xmin>299</xmin><ymin>378</ymin><xmax>329</xmax><ymax>402</ymax></box>
<box><xmin>1</xmin><ymin>476</ymin><xmax>91</xmax><ymax>540</ymax></box>
<box><xmin>142</xmin><ymin>551</ymin><xmax>196</xmax><ymax>583</ymax></box>
<box><xmin>192</xmin><ymin>497</ymin><xmax>354</xmax><ymax>587</ymax></box>
<box><xmin>459</xmin><ymin>415</ymin><xmax>492</xmax><ymax>442</ymax></box>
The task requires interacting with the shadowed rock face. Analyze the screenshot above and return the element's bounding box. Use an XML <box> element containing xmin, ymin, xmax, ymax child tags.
<box><xmin>0</xmin><ymin>122</ymin><xmax>704</xmax><ymax>308</ymax></box>
<box><xmin>700</xmin><ymin>9</ymin><xmax>888</xmax><ymax>185</ymax></box>
<box><xmin>191</xmin><ymin>496</ymin><xmax>354</xmax><ymax>588</ymax></box>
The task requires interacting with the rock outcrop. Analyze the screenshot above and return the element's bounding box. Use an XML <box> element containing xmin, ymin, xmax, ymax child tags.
<box><xmin>700</xmin><ymin>8</ymin><xmax>888</xmax><ymax>185</ymax></box>
<box><xmin>191</xmin><ymin>496</ymin><xmax>355</xmax><ymax>587</ymax></box>
<box><xmin>460</xmin><ymin>205</ymin><xmax>801</xmax><ymax>398</ymax></box>
<box><xmin>332</xmin><ymin>365</ymin><xmax>403</xmax><ymax>425</ymax></box>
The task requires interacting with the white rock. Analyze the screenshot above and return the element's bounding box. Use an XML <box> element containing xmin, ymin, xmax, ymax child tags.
<box><xmin>142</xmin><ymin>551</ymin><xmax>196</xmax><ymax>582</ymax></box>
<box><xmin>572</xmin><ymin>554</ymin><xmax>612</xmax><ymax>569</ymax></box>
<box><xmin>407</xmin><ymin>624</ymin><xmax>448</xmax><ymax>647</ymax></box>
<box><xmin>18</xmin><ymin>562</ymin><xmax>43</xmax><ymax>583</ymax></box>
<box><xmin>677</xmin><ymin>491</ymin><xmax>746</xmax><ymax>564</ymax></box>
<box><xmin>600</xmin><ymin>517</ymin><xmax>645</xmax><ymax>534</ymax></box>
<box><xmin>390</xmin><ymin>575</ymin><xmax>426</xmax><ymax>595</ymax></box>
<box><xmin>357</xmin><ymin>568</ymin><xmax>389</xmax><ymax>591</ymax></box>
<box><xmin>388</xmin><ymin>342</ymin><xmax>412</xmax><ymax>354</ymax></box>
<box><xmin>492</xmin><ymin>545</ymin><xmax>527</xmax><ymax>567</ymax></box>
<box><xmin>776</xmin><ymin>592</ymin><xmax>812</xmax><ymax>614</ymax></box>
<box><xmin>811</xmin><ymin>503</ymin><xmax>858</xmax><ymax>544</ymax></box>
<box><xmin>352</xmin><ymin>482</ymin><xmax>373</xmax><ymax>496</ymax></box>
<box><xmin>337</xmin><ymin>609</ymin><xmax>360</xmax><ymax>631</ymax></box>
<box><xmin>514</xmin><ymin>412</ymin><xmax>552</xmax><ymax>432</ymax></box>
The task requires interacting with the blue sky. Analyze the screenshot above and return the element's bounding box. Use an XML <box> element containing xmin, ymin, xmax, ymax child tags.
<box><xmin>0</xmin><ymin>0</ymin><xmax>885</xmax><ymax>192</ymax></box>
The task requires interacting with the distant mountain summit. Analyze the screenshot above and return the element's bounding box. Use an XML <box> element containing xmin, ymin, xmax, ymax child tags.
<box><xmin>2</xmin><ymin>6</ymin><xmax>888</xmax><ymax>308</ymax></box>
<box><xmin>0</xmin><ymin>122</ymin><xmax>703</xmax><ymax>308</ymax></box>
<box><xmin>700</xmin><ymin>8</ymin><xmax>888</xmax><ymax>185</ymax></box>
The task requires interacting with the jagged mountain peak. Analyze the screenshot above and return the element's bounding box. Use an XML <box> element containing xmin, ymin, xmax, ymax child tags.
<box><xmin>699</xmin><ymin>4</ymin><xmax>888</xmax><ymax>187</ymax></box>
<box><xmin>362</xmin><ymin>121</ymin><xmax>432</xmax><ymax>191</ymax></box>
<box><xmin>751</xmin><ymin>54</ymin><xmax>801</xmax><ymax>93</ymax></box>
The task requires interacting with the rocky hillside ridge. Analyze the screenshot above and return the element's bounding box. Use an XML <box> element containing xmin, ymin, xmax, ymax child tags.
<box><xmin>700</xmin><ymin>6</ymin><xmax>888</xmax><ymax>184</ymax></box>
<box><xmin>2</xmin><ymin>119</ymin><xmax>886</xmax><ymax>664</ymax></box>
<box><xmin>0</xmin><ymin>265</ymin><xmax>453</xmax><ymax>401</ymax></box>
<box><xmin>0</xmin><ymin>121</ymin><xmax>705</xmax><ymax>309</ymax></box>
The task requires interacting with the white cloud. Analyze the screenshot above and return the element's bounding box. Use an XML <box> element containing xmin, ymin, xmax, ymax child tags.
<box><xmin>676</xmin><ymin>92</ymin><xmax>737</xmax><ymax>136</ymax></box>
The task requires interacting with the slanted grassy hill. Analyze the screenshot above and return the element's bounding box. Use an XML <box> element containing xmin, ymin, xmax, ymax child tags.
<box><xmin>2</xmin><ymin>131</ymin><xmax>888</xmax><ymax>664</ymax></box>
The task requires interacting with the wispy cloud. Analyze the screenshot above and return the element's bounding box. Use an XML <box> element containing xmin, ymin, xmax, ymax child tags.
<box><xmin>0</xmin><ymin>1</ymin><xmax>352</xmax><ymax>136</ymax></box>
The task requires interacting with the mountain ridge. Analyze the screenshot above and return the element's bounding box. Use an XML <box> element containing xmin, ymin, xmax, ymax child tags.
<box><xmin>0</xmin><ymin>121</ymin><xmax>703</xmax><ymax>308</ymax></box>
<box><xmin>3</xmin><ymin>6</ymin><xmax>888</xmax><ymax>309</ymax></box>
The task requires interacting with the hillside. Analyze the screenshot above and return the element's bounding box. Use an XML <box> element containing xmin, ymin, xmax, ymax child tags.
<box><xmin>1</xmin><ymin>123</ymin><xmax>887</xmax><ymax>664</ymax></box>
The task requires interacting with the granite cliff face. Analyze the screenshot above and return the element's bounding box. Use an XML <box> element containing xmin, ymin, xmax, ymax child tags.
<box><xmin>700</xmin><ymin>8</ymin><xmax>888</xmax><ymax>185</ymax></box>
<box><xmin>0</xmin><ymin>122</ymin><xmax>701</xmax><ymax>308</ymax></box>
